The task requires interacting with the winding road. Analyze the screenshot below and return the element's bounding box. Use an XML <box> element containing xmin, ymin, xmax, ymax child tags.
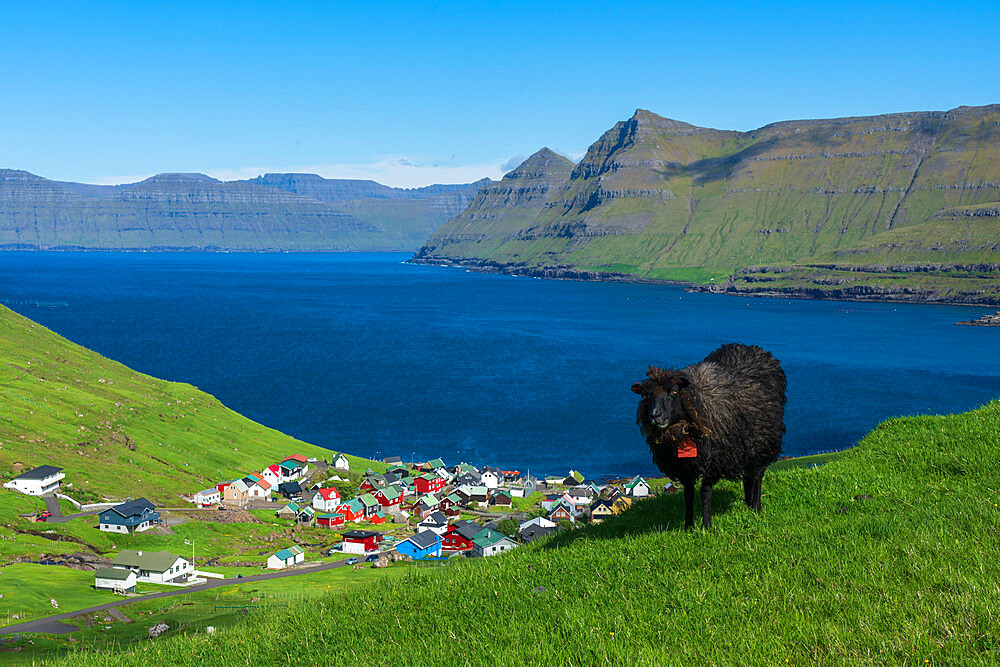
<box><xmin>0</xmin><ymin>559</ymin><xmax>357</xmax><ymax>636</ymax></box>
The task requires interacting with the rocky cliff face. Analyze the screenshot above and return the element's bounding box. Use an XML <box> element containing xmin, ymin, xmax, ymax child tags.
<box><xmin>413</xmin><ymin>105</ymin><xmax>1000</xmax><ymax>302</ymax></box>
<box><xmin>0</xmin><ymin>171</ymin><xmax>491</xmax><ymax>251</ymax></box>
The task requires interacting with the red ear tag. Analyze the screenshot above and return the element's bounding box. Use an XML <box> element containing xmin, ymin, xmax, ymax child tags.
<box><xmin>677</xmin><ymin>439</ymin><xmax>697</xmax><ymax>458</ymax></box>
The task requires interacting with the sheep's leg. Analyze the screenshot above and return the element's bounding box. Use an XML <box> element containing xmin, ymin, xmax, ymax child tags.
<box><xmin>753</xmin><ymin>468</ymin><xmax>766</xmax><ymax>511</ymax></box>
<box><xmin>683</xmin><ymin>483</ymin><xmax>695</xmax><ymax>530</ymax></box>
<box><xmin>700</xmin><ymin>481</ymin><xmax>713</xmax><ymax>529</ymax></box>
<box><xmin>742</xmin><ymin>470</ymin><xmax>756</xmax><ymax>508</ymax></box>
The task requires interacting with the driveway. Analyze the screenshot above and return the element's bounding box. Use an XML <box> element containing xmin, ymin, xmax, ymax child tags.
<box><xmin>41</xmin><ymin>494</ymin><xmax>100</xmax><ymax>525</ymax></box>
<box><xmin>0</xmin><ymin>559</ymin><xmax>354</xmax><ymax>636</ymax></box>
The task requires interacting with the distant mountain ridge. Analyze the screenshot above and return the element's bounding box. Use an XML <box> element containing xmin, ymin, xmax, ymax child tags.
<box><xmin>414</xmin><ymin>104</ymin><xmax>1000</xmax><ymax>304</ymax></box>
<box><xmin>0</xmin><ymin>170</ymin><xmax>491</xmax><ymax>251</ymax></box>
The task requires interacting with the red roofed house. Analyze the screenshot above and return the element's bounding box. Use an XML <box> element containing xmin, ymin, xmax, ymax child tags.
<box><xmin>284</xmin><ymin>454</ymin><xmax>309</xmax><ymax>463</ymax></box>
<box><xmin>261</xmin><ymin>464</ymin><xmax>282</xmax><ymax>487</ymax></box>
<box><xmin>312</xmin><ymin>488</ymin><xmax>341</xmax><ymax>512</ymax></box>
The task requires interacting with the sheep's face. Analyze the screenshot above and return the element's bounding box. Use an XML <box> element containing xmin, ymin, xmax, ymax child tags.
<box><xmin>632</xmin><ymin>370</ymin><xmax>689</xmax><ymax>431</ymax></box>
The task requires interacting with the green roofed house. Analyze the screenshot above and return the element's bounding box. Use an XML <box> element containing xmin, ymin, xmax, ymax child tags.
<box><xmin>358</xmin><ymin>493</ymin><xmax>380</xmax><ymax>517</ymax></box>
<box><xmin>267</xmin><ymin>545</ymin><xmax>305</xmax><ymax>569</ymax></box>
<box><xmin>471</xmin><ymin>529</ymin><xmax>519</xmax><ymax>557</ymax></box>
<box><xmin>94</xmin><ymin>567</ymin><xmax>137</xmax><ymax>593</ymax></box>
<box><xmin>624</xmin><ymin>476</ymin><xmax>650</xmax><ymax>498</ymax></box>
<box><xmin>111</xmin><ymin>549</ymin><xmax>191</xmax><ymax>584</ymax></box>
<box><xmin>276</xmin><ymin>502</ymin><xmax>300</xmax><ymax>519</ymax></box>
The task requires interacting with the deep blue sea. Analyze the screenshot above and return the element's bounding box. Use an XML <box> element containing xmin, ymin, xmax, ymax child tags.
<box><xmin>1</xmin><ymin>252</ymin><xmax>998</xmax><ymax>479</ymax></box>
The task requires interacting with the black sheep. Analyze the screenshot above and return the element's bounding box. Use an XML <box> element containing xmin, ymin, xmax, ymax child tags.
<box><xmin>631</xmin><ymin>343</ymin><xmax>786</xmax><ymax>529</ymax></box>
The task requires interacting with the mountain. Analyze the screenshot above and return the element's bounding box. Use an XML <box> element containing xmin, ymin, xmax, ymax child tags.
<box><xmin>0</xmin><ymin>170</ymin><xmax>491</xmax><ymax>252</ymax></box>
<box><xmin>413</xmin><ymin>105</ymin><xmax>1000</xmax><ymax>304</ymax></box>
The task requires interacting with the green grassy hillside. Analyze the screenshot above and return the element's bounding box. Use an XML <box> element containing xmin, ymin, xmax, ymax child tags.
<box><xmin>0</xmin><ymin>304</ymin><xmax>376</xmax><ymax>506</ymax></box>
<box><xmin>415</xmin><ymin>105</ymin><xmax>1000</xmax><ymax>304</ymax></box>
<box><xmin>42</xmin><ymin>398</ymin><xmax>1000</xmax><ymax>665</ymax></box>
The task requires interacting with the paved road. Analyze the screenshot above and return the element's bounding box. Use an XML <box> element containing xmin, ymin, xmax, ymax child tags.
<box><xmin>41</xmin><ymin>494</ymin><xmax>100</xmax><ymax>524</ymax></box>
<box><xmin>0</xmin><ymin>559</ymin><xmax>356</xmax><ymax>636</ymax></box>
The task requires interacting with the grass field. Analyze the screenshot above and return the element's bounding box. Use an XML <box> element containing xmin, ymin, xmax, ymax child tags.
<box><xmin>8</xmin><ymin>397</ymin><xmax>996</xmax><ymax>665</ymax></box>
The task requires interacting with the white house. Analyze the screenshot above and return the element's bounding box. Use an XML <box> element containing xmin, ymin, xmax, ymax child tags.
<box><xmin>111</xmin><ymin>550</ymin><xmax>191</xmax><ymax>584</ymax></box>
<box><xmin>332</xmin><ymin>453</ymin><xmax>350</xmax><ymax>471</ymax></box>
<box><xmin>471</xmin><ymin>529</ymin><xmax>518</xmax><ymax>557</ymax></box>
<box><xmin>246</xmin><ymin>477</ymin><xmax>272</xmax><ymax>499</ymax></box>
<box><xmin>94</xmin><ymin>567</ymin><xmax>137</xmax><ymax>593</ymax></box>
<box><xmin>260</xmin><ymin>464</ymin><xmax>282</xmax><ymax>487</ymax></box>
<box><xmin>193</xmin><ymin>488</ymin><xmax>220</xmax><ymax>506</ymax></box>
<box><xmin>267</xmin><ymin>545</ymin><xmax>305</xmax><ymax>569</ymax></box>
<box><xmin>417</xmin><ymin>510</ymin><xmax>450</xmax><ymax>536</ymax></box>
<box><xmin>479</xmin><ymin>468</ymin><xmax>502</xmax><ymax>490</ymax></box>
<box><xmin>4</xmin><ymin>465</ymin><xmax>64</xmax><ymax>496</ymax></box>
<box><xmin>625</xmin><ymin>476</ymin><xmax>651</xmax><ymax>498</ymax></box>
<box><xmin>518</xmin><ymin>516</ymin><xmax>557</xmax><ymax>533</ymax></box>
<box><xmin>312</xmin><ymin>487</ymin><xmax>342</xmax><ymax>512</ymax></box>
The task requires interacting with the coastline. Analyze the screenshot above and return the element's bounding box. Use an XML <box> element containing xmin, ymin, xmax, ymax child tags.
<box><xmin>407</xmin><ymin>256</ymin><xmax>1000</xmax><ymax>309</ymax></box>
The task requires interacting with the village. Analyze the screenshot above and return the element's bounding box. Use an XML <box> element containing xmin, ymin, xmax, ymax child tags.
<box><xmin>3</xmin><ymin>452</ymin><xmax>667</xmax><ymax>598</ymax></box>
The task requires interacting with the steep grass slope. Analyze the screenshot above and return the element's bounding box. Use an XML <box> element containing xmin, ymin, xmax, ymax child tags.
<box><xmin>0</xmin><ymin>304</ymin><xmax>375</xmax><ymax>505</ymax></box>
<box><xmin>59</xmin><ymin>398</ymin><xmax>1000</xmax><ymax>665</ymax></box>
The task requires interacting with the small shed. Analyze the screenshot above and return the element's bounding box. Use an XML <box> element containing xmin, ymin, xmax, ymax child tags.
<box><xmin>267</xmin><ymin>545</ymin><xmax>305</xmax><ymax>569</ymax></box>
<box><xmin>94</xmin><ymin>567</ymin><xmax>137</xmax><ymax>593</ymax></box>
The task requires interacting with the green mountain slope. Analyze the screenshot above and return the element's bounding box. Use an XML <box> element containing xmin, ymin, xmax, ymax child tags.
<box><xmin>0</xmin><ymin>304</ymin><xmax>374</xmax><ymax>505</ymax></box>
<box><xmin>414</xmin><ymin>105</ymin><xmax>1000</xmax><ymax>303</ymax></box>
<box><xmin>50</xmin><ymin>397</ymin><xmax>1000</xmax><ymax>664</ymax></box>
<box><xmin>0</xmin><ymin>170</ymin><xmax>490</xmax><ymax>252</ymax></box>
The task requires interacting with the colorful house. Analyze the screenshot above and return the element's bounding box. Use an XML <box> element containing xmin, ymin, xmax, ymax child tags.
<box><xmin>99</xmin><ymin>499</ymin><xmax>160</xmax><ymax>534</ymax></box>
<box><xmin>336</xmin><ymin>498</ymin><xmax>365</xmax><ymax>522</ymax></box>
<box><xmin>418</xmin><ymin>510</ymin><xmax>450</xmax><ymax>535</ymax></box>
<box><xmin>396</xmin><ymin>530</ymin><xmax>443</xmax><ymax>560</ymax></box>
<box><xmin>470</xmin><ymin>529</ymin><xmax>518</xmax><ymax>557</ymax></box>
<box><xmin>332</xmin><ymin>453</ymin><xmax>350</xmax><ymax>470</ymax></box>
<box><xmin>590</xmin><ymin>499</ymin><xmax>615</xmax><ymax>523</ymax></box>
<box><xmin>317</xmin><ymin>512</ymin><xmax>345</xmax><ymax>528</ymax></box>
<box><xmin>373</xmin><ymin>485</ymin><xmax>402</xmax><ymax>511</ymax></box>
<box><xmin>358</xmin><ymin>493</ymin><xmax>381</xmax><ymax>517</ymax></box>
<box><xmin>624</xmin><ymin>476</ymin><xmax>650</xmax><ymax>498</ymax></box>
<box><xmin>341</xmin><ymin>530</ymin><xmax>382</xmax><ymax>554</ymax></box>
<box><xmin>414</xmin><ymin>473</ymin><xmax>446</xmax><ymax>494</ymax></box>
<box><xmin>369</xmin><ymin>511</ymin><xmax>388</xmax><ymax>524</ymax></box>
<box><xmin>312</xmin><ymin>487</ymin><xmax>342</xmax><ymax>512</ymax></box>
<box><xmin>267</xmin><ymin>545</ymin><xmax>305</xmax><ymax>569</ymax></box>
<box><xmin>442</xmin><ymin>520</ymin><xmax>484</xmax><ymax>552</ymax></box>
<box><xmin>261</xmin><ymin>464</ymin><xmax>282</xmax><ymax>487</ymax></box>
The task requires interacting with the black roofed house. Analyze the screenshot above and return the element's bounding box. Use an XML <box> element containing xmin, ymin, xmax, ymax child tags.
<box><xmin>3</xmin><ymin>465</ymin><xmax>64</xmax><ymax>496</ymax></box>
<box><xmin>98</xmin><ymin>498</ymin><xmax>160</xmax><ymax>534</ymax></box>
<box><xmin>382</xmin><ymin>455</ymin><xmax>403</xmax><ymax>465</ymax></box>
<box><xmin>277</xmin><ymin>481</ymin><xmax>303</xmax><ymax>499</ymax></box>
<box><xmin>417</xmin><ymin>510</ymin><xmax>450</xmax><ymax>535</ymax></box>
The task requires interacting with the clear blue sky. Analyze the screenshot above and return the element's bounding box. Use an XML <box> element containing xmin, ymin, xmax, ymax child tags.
<box><xmin>2</xmin><ymin>1</ymin><xmax>997</xmax><ymax>187</ymax></box>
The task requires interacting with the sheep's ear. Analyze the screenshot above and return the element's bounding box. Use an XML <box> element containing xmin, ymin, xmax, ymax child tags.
<box><xmin>675</xmin><ymin>376</ymin><xmax>690</xmax><ymax>388</ymax></box>
<box><xmin>631</xmin><ymin>383</ymin><xmax>645</xmax><ymax>395</ymax></box>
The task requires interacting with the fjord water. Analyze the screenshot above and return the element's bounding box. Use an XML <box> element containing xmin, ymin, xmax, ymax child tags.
<box><xmin>2</xmin><ymin>252</ymin><xmax>998</xmax><ymax>479</ymax></box>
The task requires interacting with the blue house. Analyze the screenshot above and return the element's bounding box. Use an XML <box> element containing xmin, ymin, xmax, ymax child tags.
<box><xmin>395</xmin><ymin>530</ymin><xmax>442</xmax><ymax>560</ymax></box>
<box><xmin>98</xmin><ymin>498</ymin><xmax>160</xmax><ymax>534</ymax></box>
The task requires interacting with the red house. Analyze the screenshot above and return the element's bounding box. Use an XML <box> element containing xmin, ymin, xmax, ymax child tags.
<box><xmin>373</xmin><ymin>485</ymin><xmax>402</xmax><ymax>509</ymax></box>
<box><xmin>442</xmin><ymin>521</ymin><xmax>483</xmax><ymax>552</ymax></box>
<box><xmin>317</xmin><ymin>512</ymin><xmax>345</xmax><ymax>528</ymax></box>
<box><xmin>341</xmin><ymin>530</ymin><xmax>383</xmax><ymax>554</ymax></box>
<box><xmin>335</xmin><ymin>499</ymin><xmax>365</xmax><ymax>522</ymax></box>
<box><xmin>369</xmin><ymin>512</ymin><xmax>388</xmax><ymax>524</ymax></box>
<box><xmin>414</xmin><ymin>474</ymin><xmax>446</xmax><ymax>494</ymax></box>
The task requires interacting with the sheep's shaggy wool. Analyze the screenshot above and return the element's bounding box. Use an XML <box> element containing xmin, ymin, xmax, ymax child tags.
<box><xmin>632</xmin><ymin>343</ymin><xmax>786</xmax><ymax>529</ymax></box>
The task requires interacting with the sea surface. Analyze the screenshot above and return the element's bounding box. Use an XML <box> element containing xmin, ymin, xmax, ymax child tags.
<box><xmin>1</xmin><ymin>252</ymin><xmax>998</xmax><ymax>479</ymax></box>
